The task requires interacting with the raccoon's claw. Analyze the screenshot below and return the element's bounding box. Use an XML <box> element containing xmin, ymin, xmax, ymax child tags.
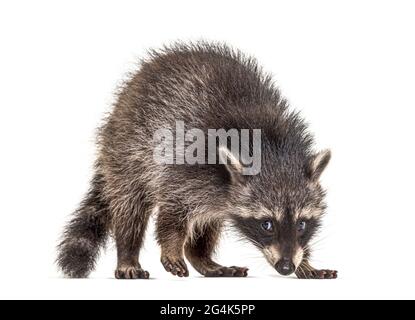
<box><xmin>115</xmin><ymin>266</ymin><xmax>150</xmax><ymax>279</ymax></box>
<box><xmin>204</xmin><ymin>266</ymin><xmax>249</xmax><ymax>277</ymax></box>
<box><xmin>319</xmin><ymin>269</ymin><xmax>338</xmax><ymax>279</ymax></box>
<box><xmin>296</xmin><ymin>269</ymin><xmax>337</xmax><ymax>279</ymax></box>
<box><xmin>161</xmin><ymin>256</ymin><xmax>189</xmax><ymax>277</ymax></box>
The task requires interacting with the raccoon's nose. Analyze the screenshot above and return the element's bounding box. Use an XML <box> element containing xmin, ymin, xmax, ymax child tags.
<box><xmin>275</xmin><ymin>258</ymin><xmax>295</xmax><ymax>276</ymax></box>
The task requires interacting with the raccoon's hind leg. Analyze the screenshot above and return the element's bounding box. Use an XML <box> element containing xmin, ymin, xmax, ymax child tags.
<box><xmin>112</xmin><ymin>192</ymin><xmax>151</xmax><ymax>279</ymax></box>
<box><xmin>156</xmin><ymin>203</ymin><xmax>190</xmax><ymax>277</ymax></box>
<box><xmin>185</xmin><ymin>221</ymin><xmax>248</xmax><ymax>277</ymax></box>
<box><xmin>295</xmin><ymin>260</ymin><xmax>337</xmax><ymax>280</ymax></box>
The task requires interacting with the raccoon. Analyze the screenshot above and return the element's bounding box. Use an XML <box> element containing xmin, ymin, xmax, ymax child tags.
<box><xmin>57</xmin><ymin>42</ymin><xmax>337</xmax><ymax>279</ymax></box>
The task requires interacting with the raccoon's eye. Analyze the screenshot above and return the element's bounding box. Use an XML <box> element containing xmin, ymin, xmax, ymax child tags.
<box><xmin>297</xmin><ymin>221</ymin><xmax>307</xmax><ymax>233</ymax></box>
<box><xmin>261</xmin><ymin>220</ymin><xmax>273</xmax><ymax>232</ymax></box>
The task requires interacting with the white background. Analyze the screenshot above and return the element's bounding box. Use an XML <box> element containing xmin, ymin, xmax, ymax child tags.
<box><xmin>0</xmin><ymin>0</ymin><xmax>414</xmax><ymax>300</ymax></box>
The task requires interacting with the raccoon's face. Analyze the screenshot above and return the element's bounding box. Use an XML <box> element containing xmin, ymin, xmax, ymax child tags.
<box><xmin>220</xmin><ymin>147</ymin><xmax>331</xmax><ymax>276</ymax></box>
<box><xmin>231</xmin><ymin>203</ymin><xmax>323</xmax><ymax>276</ymax></box>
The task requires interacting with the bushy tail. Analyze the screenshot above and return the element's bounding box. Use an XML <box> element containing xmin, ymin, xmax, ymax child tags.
<box><xmin>57</xmin><ymin>173</ymin><xmax>109</xmax><ymax>278</ymax></box>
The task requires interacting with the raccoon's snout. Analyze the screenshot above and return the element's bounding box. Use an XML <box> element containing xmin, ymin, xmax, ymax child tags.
<box><xmin>275</xmin><ymin>258</ymin><xmax>295</xmax><ymax>276</ymax></box>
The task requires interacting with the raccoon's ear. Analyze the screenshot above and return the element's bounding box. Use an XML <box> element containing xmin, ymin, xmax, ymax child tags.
<box><xmin>308</xmin><ymin>149</ymin><xmax>331</xmax><ymax>181</ymax></box>
<box><xmin>219</xmin><ymin>146</ymin><xmax>245</xmax><ymax>184</ymax></box>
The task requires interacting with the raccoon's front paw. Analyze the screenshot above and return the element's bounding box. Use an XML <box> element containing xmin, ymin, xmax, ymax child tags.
<box><xmin>161</xmin><ymin>256</ymin><xmax>189</xmax><ymax>277</ymax></box>
<box><xmin>115</xmin><ymin>266</ymin><xmax>150</xmax><ymax>279</ymax></box>
<box><xmin>204</xmin><ymin>266</ymin><xmax>249</xmax><ymax>277</ymax></box>
<box><xmin>296</xmin><ymin>268</ymin><xmax>337</xmax><ymax>279</ymax></box>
